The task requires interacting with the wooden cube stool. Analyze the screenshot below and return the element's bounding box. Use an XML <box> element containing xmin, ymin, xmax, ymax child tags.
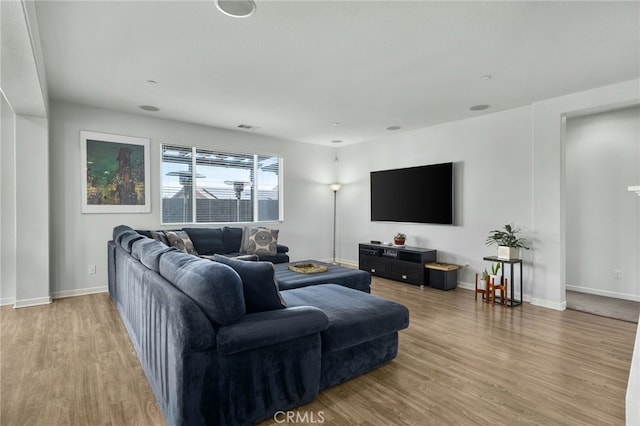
<box><xmin>474</xmin><ymin>273</ymin><xmax>487</xmax><ymax>301</ymax></box>
<box><xmin>487</xmin><ymin>276</ymin><xmax>508</xmax><ymax>306</ymax></box>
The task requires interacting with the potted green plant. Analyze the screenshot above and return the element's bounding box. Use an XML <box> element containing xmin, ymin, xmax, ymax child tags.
<box><xmin>394</xmin><ymin>232</ymin><xmax>406</xmax><ymax>246</ymax></box>
<box><xmin>483</xmin><ymin>263</ymin><xmax>501</xmax><ymax>285</ymax></box>
<box><xmin>486</xmin><ymin>223</ymin><xmax>530</xmax><ymax>260</ymax></box>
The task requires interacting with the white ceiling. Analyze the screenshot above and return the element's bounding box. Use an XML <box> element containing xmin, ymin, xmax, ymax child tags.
<box><xmin>34</xmin><ymin>1</ymin><xmax>640</xmax><ymax>146</ymax></box>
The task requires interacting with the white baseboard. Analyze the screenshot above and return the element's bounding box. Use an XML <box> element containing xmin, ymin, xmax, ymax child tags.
<box><xmin>530</xmin><ymin>298</ymin><xmax>566</xmax><ymax>311</ymax></box>
<box><xmin>566</xmin><ymin>285</ymin><xmax>640</xmax><ymax>302</ymax></box>
<box><xmin>51</xmin><ymin>286</ymin><xmax>108</xmax><ymax>299</ymax></box>
<box><xmin>14</xmin><ymin>296</ymin><xmax>52</xmax><ymax>308</ymax></box>
<box><xmin>0</xmin><ymin>297</ymin><xmax>16</xmax><ymax>306</ymax></box>
<box><xmin>337</xmin><ymin>258</ymin><xmax>358</xmax><ymax>268</ymax></box>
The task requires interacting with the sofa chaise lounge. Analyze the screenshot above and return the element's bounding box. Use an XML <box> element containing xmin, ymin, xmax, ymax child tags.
<box><xmin>108</xmin><ymin>225</ymin><xmax>409</xmax><ymax>425</ymax></box>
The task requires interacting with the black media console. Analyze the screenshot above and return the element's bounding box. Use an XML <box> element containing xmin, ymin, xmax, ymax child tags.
<box><xmin>358</xmin><ymin>243</ymin><xmax>437</xmax><ymax>286</ymax></box>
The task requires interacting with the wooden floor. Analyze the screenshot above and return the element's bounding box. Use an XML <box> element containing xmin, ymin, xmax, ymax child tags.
<box><xmin>1</xmin><ymin>277</ymin><xmax>636</xmax><ymax>426</ymax></box>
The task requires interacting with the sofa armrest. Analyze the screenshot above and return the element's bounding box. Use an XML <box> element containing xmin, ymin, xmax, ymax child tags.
<box><xmin>277</xmin><ymin>244</ymin><xmax>289</xmax><ymax>254</ymax></box>
<box><xmin>216</xmin><ymin>306</ymin><xmax>328</xmax><ymax>355</ymax></box>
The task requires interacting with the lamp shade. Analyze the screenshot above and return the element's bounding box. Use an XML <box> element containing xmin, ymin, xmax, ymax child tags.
<box><xmin>330</xmin><ymin>183</ymin><xmax>342</xmax><ymax>192</ymax></box>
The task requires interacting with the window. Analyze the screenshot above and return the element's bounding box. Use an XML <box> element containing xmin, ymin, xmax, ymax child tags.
<box><xmin>161</xmin><ymin>144</ymin><xmax>282</xmax><ymax>224</ymax></box>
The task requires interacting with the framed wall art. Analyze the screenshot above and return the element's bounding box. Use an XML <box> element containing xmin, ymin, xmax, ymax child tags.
<box><xmin>80</xmin><ymin>131</ymin><xmax>151</xmax><ymax>213</ymax></box>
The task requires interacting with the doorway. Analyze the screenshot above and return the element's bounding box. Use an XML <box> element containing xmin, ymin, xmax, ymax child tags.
<box><xmin>564</xmin><ymin>106</ymin><xmax>640</xmax><ymax>322</ymax></box>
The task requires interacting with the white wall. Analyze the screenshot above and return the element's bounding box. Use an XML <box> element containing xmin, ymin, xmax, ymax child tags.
<box><xmin>336</xmin><ymin>106</ymin><xmax>534</xmax><ymax>298</ymax></box>
<box><xmin>1</xmin><ymin>94</ymin><xmax>17</xmax><ymax>305</ymax></box>
<box><xmin>531</xmin><ymin>79</ymin><xmax>639</xmax><ymax>309</ymax></box>
<box><xmin>565</xmin><ymin>106</ymin><xmax>640</xmax><ymax>300</ymax></box>
<box><xmin>48</xmin><ymin>101</ymin><xmax>337</xmax><ymax>297</ymax></box>
<box><xmin>336</xmin><ymin>79</ymin><xmax>640</xmax><ymax>309</ymax></box>
<box><xmin>1</xmin><ymin>0</ymin><xmax>51</xmax><ymax>307</ymax></box>
<box><xmin>14</xmin><ymin>115</ymin><xmax>50</xmax><ymax>307</ymax></box>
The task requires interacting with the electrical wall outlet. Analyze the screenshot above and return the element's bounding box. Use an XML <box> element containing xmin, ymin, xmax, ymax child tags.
<box><xmin>613</xmin><ymin>270</ymin><xmax>622</xmax><ymax>279</ymax></box>
<box><xmin>89</xmin><ymin>265</ymin><xmax>96</xmax><ymax>275</ymax></box>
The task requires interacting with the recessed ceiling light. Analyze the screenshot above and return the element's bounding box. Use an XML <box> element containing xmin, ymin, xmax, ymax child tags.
<box><xmin>146</xmin><ymin>80</ymin><xmax>157</xmax><ymax>84</ymax></box>
<box><xmin>386</xmin><ymin>126</ymin><xmax>401</xmax><ymax>131</ymax></box>
<box><xmin>470</xmin><ymin>104</ymin><xmax>490</xmax><ymax>111</ymax></box>
<box><xmin>215</xmin><ymin>0</ymin><xmax>256</xmax><ymax>18</ymax></box>
<box><xmin>139</xmin><ymin>105</ymin><xmax>159</xmax><ymax>112</ymax></box>
<box><xmin>331</xmin><ymin>140</ymin><xmax>343</xmax><ymax>144</ymax></box>
<box><xmin>332</xmin><ymin>122</ymin><xmax>340</xmax><ymax>126</ymax></box>
<box><xmin>481</xmin><ymin>75</ymin><xmax>492</xmax><ymax>80</ymax></box>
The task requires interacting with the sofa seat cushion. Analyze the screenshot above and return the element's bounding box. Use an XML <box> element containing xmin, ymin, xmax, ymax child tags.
<box><xmin>159</xmin><ymin>250</ymin><xmax>245</xmax><ymax>326</ymax></box>
<box><xmin>213</xmin><ymin>255</ymin><xmax>286</xmax><ymax>314</ymax></box>
<box><xmin>216</xmin><ymin>306</ymin><xmax>328</xmax><ymax>355</ymax></box>
<box><xmin>183</xmin><ymin>227</ymin><xmax>225</xmax><ymax>255</ymax></box>
<box><xmin>281</xmin><ymin>284</ymin><xmax>409</xmax><ymax>353</ymax></box>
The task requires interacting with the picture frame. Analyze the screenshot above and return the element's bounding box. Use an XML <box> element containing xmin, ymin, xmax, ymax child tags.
<box><xmin>80</xmin><ymin>130</ymin><xmax>151</xmax><ymax>213</ymax></box>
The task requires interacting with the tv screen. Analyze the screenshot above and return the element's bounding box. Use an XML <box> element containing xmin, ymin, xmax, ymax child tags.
<box><xmin>370</xmin><ymin>162</ymin><xmax>454</xmax><ymax>224</ymax></box>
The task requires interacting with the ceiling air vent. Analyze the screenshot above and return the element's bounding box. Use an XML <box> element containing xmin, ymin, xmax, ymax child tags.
<box><xmin>237</xmin><ymin>124</ymin><xmax>260</xmax><ymax>130</ymax></box>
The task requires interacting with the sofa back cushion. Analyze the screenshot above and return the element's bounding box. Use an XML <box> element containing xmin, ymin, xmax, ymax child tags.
<box><xmin>222</xmin><ymin>226</ymin><xmax>243</xmax><ymax>253</ymax></box>
<box><xmin>213</xmin><ymin>254</ymin><xmax>286</xmax><ymax>314</ymax></box>
<box><xmin>119</xmin><ymin>230</ymin><xmax>144</xmax><ymax>253</ymax></box>
<box><xmin>139</xmin><ymin>240</ymin><xmax>176</xmax><ymax>272</ymax></box>
<box><xmin>159</xmin><ymin>251</ymin><xmax>245</xmax><ymax>325</ymax></box>
<box><xmin>130</xmin><ymin>237</ymin><xmax>156</xmax><ymax>260</ymax></box>
<box><xmin>183</xmin><ymin>228</ymin><xmax>226</xmax><ymax>255</ymax></box>
<box><xmin>113</xmin><ymin>225</ymin><xmax>134</xmax><ymax>243</ymax></box>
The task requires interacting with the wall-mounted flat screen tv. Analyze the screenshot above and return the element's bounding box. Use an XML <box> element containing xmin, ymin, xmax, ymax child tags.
<box><xmin>370</xmin><ymin>162</ymin><xmax>454</xmax><ymax>225</ymax></box>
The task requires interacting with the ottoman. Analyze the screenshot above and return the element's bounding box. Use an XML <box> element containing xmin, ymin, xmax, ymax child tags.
<box><xmin>274</xmin><ymin>260</ymin><xmax>371</xmax><ymax>293</ymax></box>
<box><xmin>282</xmin><ymin>284</ymin><xmax>410</xmax><ymax>389</ymax></box>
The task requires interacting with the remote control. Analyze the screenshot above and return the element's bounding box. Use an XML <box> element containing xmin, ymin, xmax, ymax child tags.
<box><xmin>370</xmin><ymin>240</ymin><xmax>381</xmax><ymax>244</ymax></box>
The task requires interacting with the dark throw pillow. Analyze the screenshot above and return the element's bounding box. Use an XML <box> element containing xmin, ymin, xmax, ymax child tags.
<box><xmin>222</xmin><ymin>226</ymin><xmax>243</xmax><ymax>253</ymax></box>
<box><xmin>165</xmin><ymin>230</ymin><xmax>198</xmax><ymax>255</ymax></box>
<box><xmin>212</xmin><ymin>254</ymin><xmax>286</xmax><ymax>313</ymax></box>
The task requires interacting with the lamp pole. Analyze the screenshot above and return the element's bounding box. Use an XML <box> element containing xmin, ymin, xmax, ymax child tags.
<box><xmin>330</xmin><ymin>184</ymin><xmax>342</xmax><ymax>264</ymax></box>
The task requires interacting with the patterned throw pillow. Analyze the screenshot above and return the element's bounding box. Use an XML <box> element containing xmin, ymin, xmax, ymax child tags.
<box><xmin>246</xmin><ymin>228</ymin><xmax>278</xmax><ymax>256</ymax></box>
<box><xmin>150</xmin><ymin>230</ymin><xmax>169</xmax><ymax>246</ymax></box>
<box><xmin>164</xmin><ymin>230</ymin><xmax>198</xmax><ymax>255</ymax></box>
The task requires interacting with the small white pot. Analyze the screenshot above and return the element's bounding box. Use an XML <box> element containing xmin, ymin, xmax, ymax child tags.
<box><xmin>489</xmin><ymin>274</ymin><xmax>501</xmax><ymax>285</ymax></box>
<box><xmin>497</xmin><ymin>246</ymin><xmax>520</xmax><ymax>260</ymax></box>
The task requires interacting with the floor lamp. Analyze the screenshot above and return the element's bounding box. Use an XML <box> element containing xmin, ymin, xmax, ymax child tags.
<box><xmin>330</xmin><ymin>183</ymin><xmax>342</xmax><ymax>264</ymax></box>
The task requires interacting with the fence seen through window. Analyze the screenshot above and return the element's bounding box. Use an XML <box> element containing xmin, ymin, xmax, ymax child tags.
<box><xmin>161</xmin><ymin>145</ymin><xmax>282</xmax><ymax>224</ymax></box>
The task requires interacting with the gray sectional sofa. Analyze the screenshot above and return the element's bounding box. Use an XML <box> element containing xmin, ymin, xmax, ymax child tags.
<box><xmin>108</xmin><ymin>225</ymin><xmax>409</xmax><ymax>425</ymax></box>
